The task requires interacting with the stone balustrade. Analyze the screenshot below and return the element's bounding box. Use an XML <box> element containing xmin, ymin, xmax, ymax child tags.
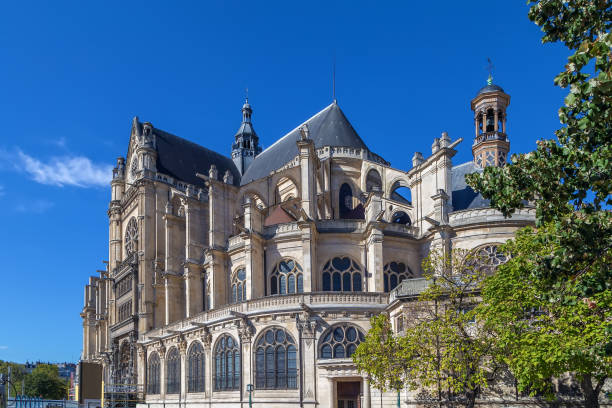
<box><xmin>143</xmin><ymin>292</ymin><xmax>388</xmax><ymax>341</ymax></box>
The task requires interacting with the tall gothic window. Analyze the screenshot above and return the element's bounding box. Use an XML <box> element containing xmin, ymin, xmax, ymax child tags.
<box><xmin>166</xmin><ymin>347</ymin><xmax>180</xmax><ymax>394</ymax></box>
<box><xmin>124</xmin><ymin>217</ymin><xmax>138</xmax><ymax>257</ymax></box>
<box><xmin>322</xmin><ymin>257</ymin><xmax>363</xmax><ymax>292</ymax></box>
<box><xmin>214</xmin><ymin>335</ymin><xmax>240</xmax><ymax>391</ymax></box>
<box><xmin>231</xmin><ymin>268</ymin><xmax>247</xmax><ymax>303</ymax></box>
<box><xmin>188</xmin><ymin>342</ymin><xmax>205</xmax><ymax>393</ymax></box>
<box><xmin>270</xmin><ymin>259</ymin><xmax>303</xmax><ymax>295</ymax></box>
<box><xmin>254</xmin><ymin>328</ymin><xmax>297</xmax><ymax>389</ymax></box>
<box><xmin>319</xmin><ymin>324</ymin><xmax>365</xmax><ymax>359</ymax></box>
<box><xmin>147</xmin><ymin>352</ymin><xmax>160</xmax><ymax>394</ymax></box>
<box><xmin>383</xmin><ymin>262</ymin><xmax>414</xmax><ymax>292</ymax></box>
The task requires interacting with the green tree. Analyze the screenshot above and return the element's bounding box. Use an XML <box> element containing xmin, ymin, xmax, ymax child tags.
<box><xmin>466</xmin><ymin>1</ymin><xmax>611</xmax><ymax>297</ymax></box>
<box><xmin>478</xmin><ymin>225</ymin><xmax>611</xmax><ymax>407</ymax></box>
<box><xmin>353</xmin><ymin>249</ymin><xmax>502</xmax><ymax>408</ymax></box>
<box><xmin>0</xmin><ymin>361</ymin><xmax>26</xmax><ymax>397</ymax></box>
<box><xmin>465</xmin><ymin>1</ymin><xmax>612</xmax><ymax>406</ymax></box>
<box><xmin>25</xmin><ymin>364</ymin><xmax>68</xmax><ymax>400</ymax></box>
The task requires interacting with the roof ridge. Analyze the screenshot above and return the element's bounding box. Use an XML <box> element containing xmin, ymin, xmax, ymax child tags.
<box><xmin>258</xmin><ymin>102</ymin><xmax>335</xmax><ymax>154</ymax></box>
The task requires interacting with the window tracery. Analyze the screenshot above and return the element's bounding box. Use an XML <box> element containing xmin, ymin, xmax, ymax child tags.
<box><xmin>147</xmin><ymin>352</ymin><xmax>160</xmax><ymax>394</ymax></box>
<box><xmin>322</xmin><ymin>257</ymin><xmax>363</xmax><ymax>292</ymax></box>
<box><xmin>270</xmin><ymin>259</ymin><xmax>303</xmax><ymax>295</ymax></box>
<box><xmin>166</xmin><ymin>347</ymin><xmax>180</xmax><ymax>394</ymax></box>
<box><xmin>187</xmin><ymin>341</ymin><xmax>205</xmax><ymax>393</ymax></box>
<box><xmin>383</xmin><ymin>262</ymin><xmax>414</xmax><ymax>292</ymax></box>
<box><xmin>124</xmin><ymin>217</ymin><xmax>138</xmax><ymax>257</ymax></box>
<box><xmin>254</xmin><ymin>328</ymin><xmax>297</xmax><ymax>389</ymax></box>
<box><xmin>469</xmin><ymin>244</ymin><xmax>508</xmax><ymax>273</ymax></box>
<box><xmin>231</xmin><ymin>268</ymin><xmax>246</xmax><ymax>303</ymax></box>
<box><xmin>214</xmin><ymin>335</ymin><xmax>240</xmax><ymax>391</ymax></box>
<box><xmin>319</xmin><ymin>324</ymin><xmax>365</xmax><ymax>359</ymax></box>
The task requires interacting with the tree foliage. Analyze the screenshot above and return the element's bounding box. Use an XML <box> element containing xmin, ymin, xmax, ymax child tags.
<box><xmin>466</xmin><ymin>0</ymin><xmax>611</xmax><ymax>298</ymax></box>
<box><xmin>354</xmin><ymin>249</ymin><xmax>502</xmax><ymax>408</ymax></box>
<box><xmin>465</xmin><ymin>1</ymin><xmax>612</xmax><ymax>406</ymax></box>
<box><xmin>25</xmin><ymin>364</ymin><xmax>68</xmax><ymax>400</ymax></box>
<box><xmin>478</xmin><ymin>225</ymin><xmax>611</xmax><ymax>407</ymax></box>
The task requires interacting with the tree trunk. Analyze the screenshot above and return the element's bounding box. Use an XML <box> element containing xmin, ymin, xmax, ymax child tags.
<box><xmin>579</xmin><ymin>375</ymin><xmax>600</xmax><ymax>408</ymax></box>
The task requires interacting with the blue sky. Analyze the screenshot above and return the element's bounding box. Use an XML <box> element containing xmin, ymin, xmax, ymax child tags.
<box><xmin>0</xmin><ymin>1</ymin><xmax>569</xmax><ymax>363</ymax></box>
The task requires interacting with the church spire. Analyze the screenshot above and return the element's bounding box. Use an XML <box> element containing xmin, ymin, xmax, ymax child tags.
<box><xmin>231</xmin><ymin>96</ymin><xmax>262</xmax><ymax>175</ymax></box>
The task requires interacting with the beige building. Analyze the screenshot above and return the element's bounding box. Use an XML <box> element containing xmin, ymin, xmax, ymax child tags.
<box><xmin>81</xmin><ymin>80</ymin><xmax>534</xmax><ymax>407</ymax></box>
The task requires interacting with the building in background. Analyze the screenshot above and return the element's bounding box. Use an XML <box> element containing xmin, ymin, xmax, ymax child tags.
<box><xmin>80</xmin><ymin>80</ymin><xmax>533</xmax><ymax>407</ymax></box>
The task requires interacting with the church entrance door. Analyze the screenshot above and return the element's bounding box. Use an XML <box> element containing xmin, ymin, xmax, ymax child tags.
<box><xmin>337</xmin><ymin>381</ymin><xmax>361</xmax><ymax>408</ymax></box>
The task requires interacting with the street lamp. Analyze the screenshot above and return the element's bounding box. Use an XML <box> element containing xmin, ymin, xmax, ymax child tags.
<box><xmin>246</xmin><ymin>384</ymin><xmax>254</xmax><ymax>407</ymax></box>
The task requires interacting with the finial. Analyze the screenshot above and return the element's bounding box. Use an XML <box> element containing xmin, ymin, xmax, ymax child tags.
<box><xmin>245</xmin><ymin>87</ymin><xmax>249</xmax><ymax>103</ymax></box>
<box><xmin>332</xmin><ymin>53</ymin><xmax>337</xmax><ymax>103</ymax></box>
<box><xmin>486</xmin><ymin>58</ymin><xmax>494</xmax><ymax>85</ymax></box>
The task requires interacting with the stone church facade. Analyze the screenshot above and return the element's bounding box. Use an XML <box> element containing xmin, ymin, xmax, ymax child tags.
<box><xmin>81</xmin><ymin>81</ymin><xmax>535</xmax><ymax>407</ymax></box>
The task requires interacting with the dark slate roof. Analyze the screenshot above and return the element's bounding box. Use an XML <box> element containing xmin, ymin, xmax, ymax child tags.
<box><xmin>450</xmin><ymin>161</ymin><xmax>490</xmax><ymax>211</ymax></box>
<box><xmin>153</xmin><ymin>126</ymin><xmax>241</xmax><ymax>187</ymax></box>
<box><xmin>477</xmin><ymin>84</ymin><xmax>505</xmax><ymax>95</ymax></box>
<box><xmin>241</xmin><ymin>102</ymin><xmax>370</xmax><ymax>185</ymax></box>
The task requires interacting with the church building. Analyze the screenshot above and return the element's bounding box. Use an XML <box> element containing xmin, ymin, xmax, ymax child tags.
<box><xmin>80</xmin><ymin>79</ymin><xmax>534</xmax><ymax>407</ymax></box>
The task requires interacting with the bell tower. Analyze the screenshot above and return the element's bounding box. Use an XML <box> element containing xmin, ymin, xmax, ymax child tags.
<box><xmin>470</xmin><ymin>76</ymin><xmax>510</xmax><ymax>168</ymax></box>
<box><xmin>231</xmin><ymin>98</ymin><xmax>262</xmax><ymax>174</ymax></box>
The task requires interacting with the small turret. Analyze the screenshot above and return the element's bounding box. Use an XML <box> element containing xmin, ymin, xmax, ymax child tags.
<box><xmin>231</xmin><ymin>98</ymin><xmax>262</xmax><ymax>174</ymax></box>
<box><xmin>471</xmin><ymin>75</ymin><xmax>510</xmax><ymax>168</ymax></box>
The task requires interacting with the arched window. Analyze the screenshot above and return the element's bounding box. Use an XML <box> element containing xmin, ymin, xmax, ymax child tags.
<box><xmin>254</xmin><ymin>328</ymin><xmax>297</xmax><ymax>389</ymax></box>
<box><xmin>383</xmin><ymin>262</ymin><xmax>414</xmax><ymax>292</ymax></box>
<box><xmin>486</xmin><ymin>108</ymin><xmax>495</xmax><ymax>132</ymax></box>
<box><xmin>166</xmin><ymin>347</ymin><xmax>180</xmax><ymax>394</ymax></box>
<box><xmin>270</xmin><ymin>259</ymin><xmax>303</xmax><ymax>295</ymax></box>
<box><xmin>365</xmin><ymin>169</ymin><xmax>382</xmax><ymax>192</ymax></box>
<box><xmin>146</xmin><ymin>352</ymin><xmax>160</xmax><ymax>395</ymax></box>
<box><xmin>124</xmin><ymin>217</ymin><xmax>138</xmax><ymax>257</ymax></box>
<box><xmin>231</xmin><ymin>268</ymin><xmax>246</xmax><ymax>303</ymax></box>
<box><xmin>214</xmin><ymin>335</ymin><xmax>240</xmax><ymax>391</ymax></box>
<box><xmin>339</xmin><ymin>183</ymin><xmax>353</xmax><ymax>218</ymax></box>
<box><xmin>391</xmin><ymin>211</ymin><xmax>411</xmax><ymax>226</ymax></box>
<box><xmin>188</xmin><ymin>342</ymin><xmax>205</xmax><ymax>393</ymax></box>
<box><xmin>322</xmin><ymin>257</ymin><xmax>363</xmax><ymax>292</ymax></box>
<box><xmin>319</xmin><ymin>324</ymin><xmax>365</xmax><ymax>359</ymax></box>
<box><xmin>468</xmin><ymin>244</ymin><xmax>508</xmax><ymax>274</ymax></box>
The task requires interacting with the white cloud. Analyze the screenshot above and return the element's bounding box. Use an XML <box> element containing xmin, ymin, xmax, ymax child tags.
<box><xmin>16</xmin><ymin>150</ymin><xmax>113</xmax><ymax>187</ymax></box>
<box><xmin>15</xmin><ymin>199</ymin><xmax>54</xmax><ymax>214</ymax></box>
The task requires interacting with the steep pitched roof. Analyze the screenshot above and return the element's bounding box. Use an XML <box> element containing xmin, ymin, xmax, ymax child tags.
<box><xmin>241</xmin><ymin>102</ymin><xmax>371</xmax><ymax>185</ymax></box>
<box><xmin>138</xmin><ymin>122</ymin><xmax>241</xmax><ymax>187</ymax></box>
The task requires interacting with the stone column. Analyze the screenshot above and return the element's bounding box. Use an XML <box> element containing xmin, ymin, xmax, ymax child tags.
<box><xmin>239</xmin><ymin>324</ymin><xmax>254</xmax><ymax>402</ymax></box>
<box><xmin>366</xmin><ymin>228</ymin><xmax>384</xmax><ymax>292</ymax></box>
<box><xmin>297</xmin><ymin>129</ymin><xmax>316</xmax><ymax>220</ymax></box>
<box><xmin>362</xmin><ymin>377</ymin><xmax>371</xmax><ymax>408</ymax></box>
<box><xmin>201</xmin><ymin>329</ymin><xmax>212</xmax><ymax>396</ymax></box>
<box><xmin>327</xmin><ymin>378</ymin><xmax>336</xmax><ymax>408</ymax></box>
<box><xmin>159</xmin><ymin>349</ymin><xmax>167</xmax><ymax>399</ymax></box>
<box><xmin>299</xmin><ymin>314</ymin><xmax>317</xmax><ymax>405</ymax></box>
<box><xmin>137</xmin><ymin>346</ymin><xmax>146</xmax><ymax>395</ymax></box>
<box><xmin>179</xmin><ymin>340</ymin><xmax>187</xmax><ymax>397</ymax></box>
<box><xmin>493</xmin><ymin>109</ymin><xmax>498</xmax><ymax>132</ymax></box>
<box><xmin>299</xmin><ymin>223</ymin><xmax>316</xmax><ymax>292</ymax></box>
